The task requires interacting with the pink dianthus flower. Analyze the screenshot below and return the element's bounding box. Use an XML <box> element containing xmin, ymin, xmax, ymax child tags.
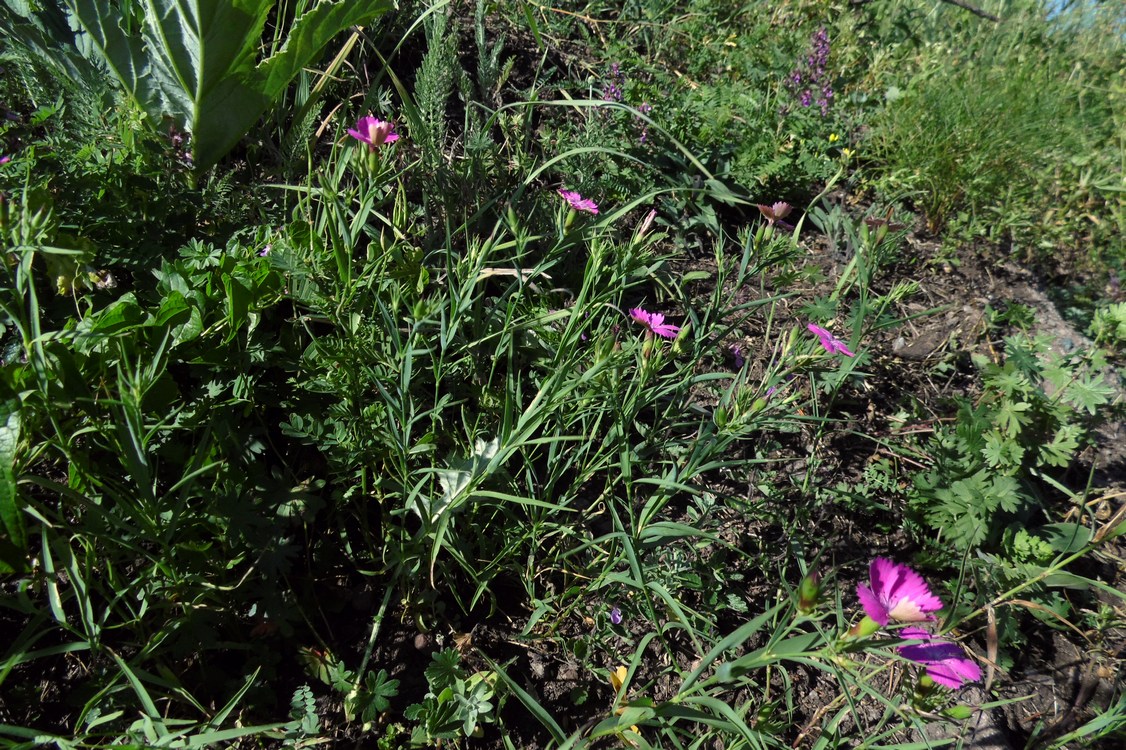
<box><xmin>629</xmin><ymin>307</ymin><xmax>679</xmax><ymax>339</ymax></box>
<box><xmin>347</xmin><ymin>116</ymin><xmax>399</xmax><ymax>149</ymax></box>
<box><xmin>807</xmin><ymin>323</ymin><xmax>855</xmax><ymax>358</ymax></box>
<box><xmin>857</xmin><ymin>558</ymin><xmax>944</xmax><ymax>626</ymax></box>
<box><xmin>755</xmin><ymin>201</ymin><xmax>792</xmax><ymax>225</ymax></box>
<box><xmin>557</xmin><ymin>189</ymin><xmax>599</xmax><ymax>215</ymax></box>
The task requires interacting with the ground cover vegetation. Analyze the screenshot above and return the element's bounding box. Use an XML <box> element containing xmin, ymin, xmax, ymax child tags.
<box><xmin>0</xmin><ymin>0</ymin><xmax>1124</xmax><ymax>747</ymax></box>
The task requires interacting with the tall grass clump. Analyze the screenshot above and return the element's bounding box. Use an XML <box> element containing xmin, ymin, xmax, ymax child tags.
<box><xmin>862</xmin><ymin>1</ymin><xmax>1124</xmax><ymax>261</ymax></box>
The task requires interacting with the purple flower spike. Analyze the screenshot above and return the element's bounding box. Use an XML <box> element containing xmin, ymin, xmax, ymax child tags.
<box><xmin>610</xmin><ymin>607</ymin><xmax>623</xmax><ymax>625</ymax></box>
<box><xmin>784</xmin><ymin>28</ymin><xmax>832</xmax><ymax>117</ymax></box>
<box><xmin>347</xmin><ymin>115</ymin><xmax>399</xmax><ymax>149</ymax></box>
<box><xmin>857</xmin><ymin>558</ymin><xmax>944</xmax><ymax>626</ymax></box>
<box><xmin>807</xmin><ymin>323</ymin><xmax>855</xmax><ymax>358</ymax></box>
<box><xmin>898</xmin><ymin>627</ymin><xmax>982</xmax><ymax>688</ymax></box>
<box><xmin>558</xmin><ymin>189</ymin><xmax>599</xmax><ymax>215</ymax></box>
<box><xmin>629</xmin><ymin>307</ymin><xmax>680</xmax><ymax>339</ymax></box>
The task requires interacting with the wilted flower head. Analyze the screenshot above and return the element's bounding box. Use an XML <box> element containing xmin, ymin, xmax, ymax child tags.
<box><xmin>347</xmin><ymin>115</ymin><xmax>399</xmax><ymax>149</ymax></box>
<box><xmin>864</xmin><ymin>208</ymin><xmax>908</xmax><ymax>232</ymax></box>
<box><xmin>558</xmin><ymin>189</ymin><xmax>599</xmax><ymax>215</ymax></box>
<box><xmin>629</xmin><ymin>307</ymin><xmax>679</xmax><ymax>339</ymax></box>
<box><xmin>898</xmin><ymin>627</ymin><xmax>982</xmax><ymax>689</ymax></box>
<box><xmin>807</xmin><ymin>323</ymin><xmax>855</xmax><ymax>358</ymax></box>
<box><xmin>756</xmin><ymin>201</ymin><xmax>792</xmax><ymax>225</ymax></box>
<box><xmin>857</xmin><ymin>558</ymin><xmax>944</xmax><ymax>626</ymax></box>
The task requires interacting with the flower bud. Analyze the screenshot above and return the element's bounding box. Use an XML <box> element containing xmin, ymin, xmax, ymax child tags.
<box><xmin>846</xmin><ymin>615</ymin><xmax>881</xmax><ymax>639</ymax></box>
<box><xmin>796</xmin><ymin>569</ymin><xmax>821</xmax><ymax>614</ymax></box>
<box><xmin>635</xmin><ymin>208</ymin><xmax>657</xmax><ymax>240</ymax></box>
<box><xmin>670</xmin><ymin>321</ymin><xmax>691</xmax><ymax>356</ymax></box>
<box><xmin>912</xmin><ymin>673</ymin><xmax>938</xmax><ymax>705</ymax></box>
<box><xmin>942</xmin><ymin>704</ymin><xmax>974</xmax><ymax>721</ymax></box>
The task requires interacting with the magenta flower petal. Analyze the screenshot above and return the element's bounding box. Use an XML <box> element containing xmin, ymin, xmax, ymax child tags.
<box><xmin>807</xmin><ymin>323</ymin><xmax>855</xmax><ymax>358</ymax></box>
<box><xmin>0</xmin><ymin>155</ymin><xmax>10</xmax><ymax>165</ymax></box>
<box><xmin>860</xmin><ymin>558</ymin><xmax>943</xmax><ymax>626</ymax></box>
<box><xmin>558</xmin><ymin>189</ymin><xmax>599</xmax><ymax>215</ymax></box>
<box><xmin>857</xmin><ymin>581</ymin><xmax>889</xmax><ymax>626</ymax></box>
<box><xmin>630</xmin><ymin>307</ymin><xmax>679</xmax><ymax>339</ymax></box>
<box><xmin>756</xmin><ymin>201</ymin><xmax>792</xmax><ymax>225</ymax></box>
<box><xmin>897</xmin><ymin>628</ymin><xmax>981</xmax><ymax>688</ymax></box>
<box><xmin>348</xmin><ymin>115</ymin><xmax>399</xmax><ymax>149</ymax></box>
<box><xmin>649</xmin><ymin>314</ymin><xmax>679</xmax><ymax>339</ymax></box>
<box><xmin>924</xmin><ymin>656</ymin><xmax>983</xmax><ymax>689</ymax></box>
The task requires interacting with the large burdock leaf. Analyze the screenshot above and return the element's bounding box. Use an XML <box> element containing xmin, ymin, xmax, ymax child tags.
<box><xmin>66</xmin><ymin>0</ymin><xmax>394</xmax><ymax>169</ymax></box>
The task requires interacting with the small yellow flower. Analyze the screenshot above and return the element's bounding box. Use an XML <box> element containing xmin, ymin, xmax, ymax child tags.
<box><xmin>828</xmin><ymin>132</ymin><xmax>840</xmax><ymax>143</ymax></box>
<box><xmin>609</xmin><ymin>665</ymin><xmax>628</xmax><ymax>692</ymax></box>
<box><xmin>841</xmin><ymin>147</ymin><xmax>855</xmax><ymax>160</ymax></box>
<box><xmin>609</xmin><ymin>667</ymin><xmax>641</xmax><ymax>736</ymax></box>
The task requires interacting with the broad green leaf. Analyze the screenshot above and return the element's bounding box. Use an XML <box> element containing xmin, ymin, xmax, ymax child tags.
<box><xmin>1040</xmin><ymin>522</ymin><xmax>1092</xmax><ymax>554</ymax></box>
<box><xmin>66</xmin><ymin>0</ymin><xmax>394</xmax><ymax>169</ymax></box>
<box><xmin>88</xmin><ymin>292</ymin><xmax>144</xmax><ymax>334</ymax></box>
<box><xmin>254</xmin><ymin>0</ymin><xmax>393</xmax><ymax>100</ymax></box>
<box><xmin>222</xmin><ymin>274</ymin><xmax>251</xmax><ymax>343</ymax></box>
<box><xmin>0</xmin><ymin>396</ymin><xmax>26</xmax><ymax>568</ymax></box>
<box><xmin>154</xmin><ymin>290</ymin><xmax>191</xmax><ymax>327</ymax></box>
<box><xmin>65</xmin><ymin>0</ymin><xmax>164</xmax><ymax>114</ymax></box>
<box><xmin>417</xmin><ymin>437</ymin><xmax>499</xmax><ymax>523</ymax></box>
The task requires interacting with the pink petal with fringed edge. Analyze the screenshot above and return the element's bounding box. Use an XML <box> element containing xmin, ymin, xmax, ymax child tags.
<box><xmin>898</xmin><ymin>632</ymin><xmax>981</xmax><ymax>689</ymax></box>
<box><xmin>857</xmin><ymin>582</ymin><xmax>888</xmax><ymax>625</ymax></box>
<box><xmin>925</xmin><ymin>657</ymin><xmax>982</xmax><ymax>689</ymax></box>
<box><xmin>887</xmin><ymin>565</ymin><xmax>943</xmax><ymax>620</ymax></box>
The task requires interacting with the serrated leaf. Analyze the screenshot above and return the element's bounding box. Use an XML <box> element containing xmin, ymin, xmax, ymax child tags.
<box><xmin>989</xmin><ymin>474</ymin><xmax>1022</xmax><ymax>514</ymax></box>
<box><xmin>1062</xmin><ymin>374</ymin><xmax>1114</xmax><ymax>416</ymax></box>
<box><xmin>1037</xmin><ymin>424</ymin><xmax>1081</xmax><ymax>468</ymax></box>
<box><xmin>995</xmin><ymin>399</ymin><xmax>1032</xmax><ymax>437</ymax></box>
<box><xmin>360</xmin><ymin>668</ymin><xmax>399</xmax><ymax>719</ymax></box>
<box><xmin>981</xmin><ymin>429</ymin><xmax>1023</xmax><ymax>469</ymax></box>
<box><xmin>425</xmin><ymin>649</ymin><xmax>463</xmax><ymax>693</ymax></box>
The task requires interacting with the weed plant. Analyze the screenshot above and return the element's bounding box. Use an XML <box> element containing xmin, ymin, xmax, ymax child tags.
<box><xmin>0</xmin><ymin>1</ymin><xmax>1124</xmax><ymax>748</ymax></box>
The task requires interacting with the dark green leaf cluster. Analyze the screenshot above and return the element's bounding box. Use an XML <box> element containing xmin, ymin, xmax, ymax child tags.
<box><xmin>405</xmin><ymin>649</ymin><xmax>495</xmax><ymax>746</ymax></box>
<box><xmin>911</xmin><ymin>334</ymin><xmax>1113</xmax><ymax>552</ymax></box>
